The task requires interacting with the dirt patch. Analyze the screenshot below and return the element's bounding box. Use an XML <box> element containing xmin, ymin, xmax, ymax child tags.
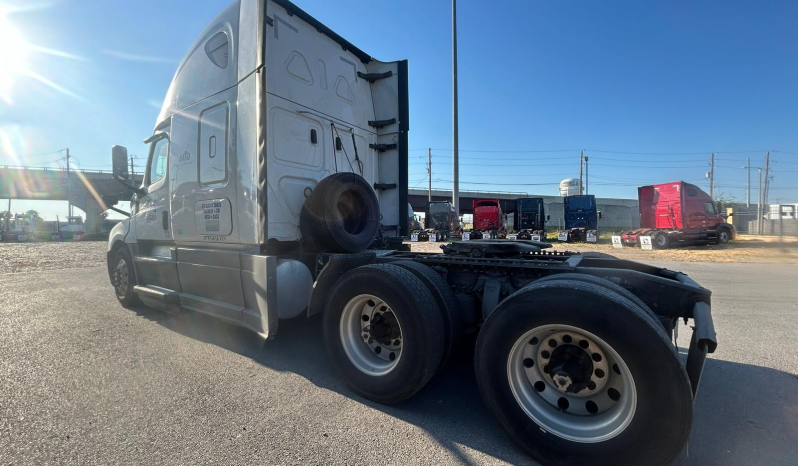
<box><xmin>0</xmin><ymin>241</ymin><xmax>108</xmax><ymax>274</ymax></box>
<box><xmin>409</xmin><ymin>234</ymin><xmax>798</xmax><ymax>264</ymax></box>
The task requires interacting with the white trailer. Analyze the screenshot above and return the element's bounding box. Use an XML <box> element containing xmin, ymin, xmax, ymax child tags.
<box><xmin>106</xmin><ymin>2</ymin><xmax>717</xmax><ymax>464</ymax></box>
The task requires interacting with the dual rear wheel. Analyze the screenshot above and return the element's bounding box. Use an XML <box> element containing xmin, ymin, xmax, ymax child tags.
<box><xmin>324</xmin><ymin>266</ymin><xmax>693</xmax><ymax>465</ymax></box>
<box><xmin>323</xmin><ymin>263</ymin><xmax>449</xmax><ymax>403</ymax></box>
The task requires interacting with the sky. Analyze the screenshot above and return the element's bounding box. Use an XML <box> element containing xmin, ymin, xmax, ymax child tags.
<box><xmin>1</xmin><ymin>0</ymin><xmax>797</xmax><ymax>220</ymax></box>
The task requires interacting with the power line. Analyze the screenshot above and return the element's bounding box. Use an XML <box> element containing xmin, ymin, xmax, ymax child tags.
<box><xmin>410</xmin><ymin>147</ymin><xmax>798</xmax><ymax>156</ymax></box>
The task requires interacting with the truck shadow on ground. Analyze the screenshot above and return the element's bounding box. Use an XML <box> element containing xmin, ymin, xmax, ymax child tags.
<box><xmin>130</xmin><ymin>304</ymin><xmax>798</xmax><ymax>466</ymax></box>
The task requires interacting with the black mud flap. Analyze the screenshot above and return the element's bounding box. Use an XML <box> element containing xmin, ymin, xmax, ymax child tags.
<box><xmin>685</xmin><ymin>302</ymin><xmax>717</xmax><ymax>398</ymax></box>
<box><xmin>307</xmin><ymin>252</ymin><xmax>377</xmax><ymax>317</ymax></box>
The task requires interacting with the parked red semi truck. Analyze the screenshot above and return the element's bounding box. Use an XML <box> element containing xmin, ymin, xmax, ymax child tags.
<box><xmin>621</xmin><ymin>181</ymin><xmax>736</xmax><ymax>249</ymax></box>
<box><xmin>472</xmin><ymin>199</ymin><xmax>507</xmax><ymax>238</ymax></box>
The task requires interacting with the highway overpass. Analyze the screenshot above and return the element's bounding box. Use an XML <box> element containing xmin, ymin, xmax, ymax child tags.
<box><xmin>0</xmin><ymin>166</ymin><xmax>142</xmax><ymax>233</ymax></box>
<box><xmin>1</xmin><ymin>168</ymin><xmax>641</xmax><ymax>234</ymax></box>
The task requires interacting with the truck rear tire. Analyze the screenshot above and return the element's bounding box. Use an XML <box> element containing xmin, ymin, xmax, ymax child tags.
<box><xmin>475</xmin><ymin>280</ymin><xmax>692</xmax><ymax>466</ymax></box>
<box><xmin>323</xmin><ymin>264</ymin><xmax>445</xmax><ymax>404</ymax></box>
<box><xmin>110</xmin><ymin>246</ymin><xmax>141</xmax><ymax>308</ymax></box>
<box><xmin>300</xmin><ymin>173</ymin><xmax>380</xmax><ymax>253</ymax></box>
<box><xmin>392</xmin><ymin>260</ymin><xmax>464</xmax><ymax>366</ymax></box>
<box><xmin>533</xmin><ymin>272</ymin><xmax>665</xmax><ymax>336</ymax></box>
<box><xmin>653</xmin><ymin>232</ymin><xmax>670</xmax><ymax>249</ymax></box>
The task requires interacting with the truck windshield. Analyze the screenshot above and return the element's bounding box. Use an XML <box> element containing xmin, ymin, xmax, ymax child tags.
<box><xmin>428</xmin><ymin>204</ymin><xmax>450</xmax><ymax>225</ymax></box>
<box><xmin>567</xmin><ymin>197</ymin><xmax>595</xmax><ymax>211</ymax></box>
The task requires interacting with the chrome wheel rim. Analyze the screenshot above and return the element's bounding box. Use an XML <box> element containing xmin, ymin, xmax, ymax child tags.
<box><xmin>507</xmin><ymin>324</ymin><xmax>637</xmax><ymax>443</ymax></box>
<box><xmin>114</xmin><ymin>258</ymin><xmax>129</xmax><ymax>298</ymax></box>
<box><xmin>340</xmin><ymin>294</ymin><xmax>403</xmax><ymax>376</ymax></box>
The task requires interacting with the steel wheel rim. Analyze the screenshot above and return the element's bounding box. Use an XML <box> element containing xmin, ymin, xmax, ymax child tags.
<box><xmin>507</xmin><ymin>324</ymin><xmax>637</xmax><ymax>443</ymax></box>
<box><xmin>115</xmin><ymin>258</ymin><xmax>129</xmax><ymax>298</ymax></box>
<box><xmin>720</xmin><ymin>231</ymin><xmax>728</xmax><ymax>242</ymax></box>
<box><xmin>340</xmin><ymin>294</ymin><xmax>403</xmax><ymax>376</ymax></box>
<box><xmin>656</xmin><ymin>235</ymin><xmax>667</xmax><ymax>247</ymax></box>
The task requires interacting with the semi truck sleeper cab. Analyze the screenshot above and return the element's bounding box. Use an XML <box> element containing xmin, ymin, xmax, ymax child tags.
<box><xmin>105</xmin><ymin>2</ymin><xmax>717</xmax><ymax>465</ymax></box>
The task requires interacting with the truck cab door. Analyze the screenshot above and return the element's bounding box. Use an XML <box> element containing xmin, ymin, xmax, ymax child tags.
<box><xmin>703</xmin><ymin>202</ymin><xmax>721</xmax><ymax>227</ymax></box>
<box><xmin>685</xmin><ymin>210</ymin><xmax>706</xmax><ymax>231</ymax></box>
<box><xmin>134</xmin><ymin>129</ymin><xmax>172</xmax><ymax>242</ymax></box>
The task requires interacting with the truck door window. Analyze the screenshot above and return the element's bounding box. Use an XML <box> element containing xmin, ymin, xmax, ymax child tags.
<box><xmin>147</xmin><ymin>138</ymin><xmax>168</xmax><ymax>185</ymax></box>
<box><xmin>704</xmin><ymin>202</ymin><xmax>716</xmax><ymax>215</ymax></box>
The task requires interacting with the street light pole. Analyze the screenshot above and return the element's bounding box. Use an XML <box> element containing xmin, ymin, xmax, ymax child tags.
<box><xmin>757</xmin><ymin>167</ymin><xmax>763</xmax><ymax>235</ymax></box>
<box><xmin>451</xmin><ymin>0</ymin><xmax>459</xmax><ymax>218</ymax></box>
<box><xmin>66</xmin><ymin>148</ymin><xmax>71</xmax><ymax>218</ymax></box>
<box><xmin>746</xmin><ymin>157</ymin><xmax>750</xmax><ymax>207</ymax></box>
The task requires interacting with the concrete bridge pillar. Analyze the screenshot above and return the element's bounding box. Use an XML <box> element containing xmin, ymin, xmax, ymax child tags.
<box><xmin>71</xmin><ymin>192</ymin><xmax>103</xmax><ymax>234</ymax></box>
<box><xmin>84</xmin><ymin>201</ymin><xmax>103</xmax><ymax>234</ymax></box>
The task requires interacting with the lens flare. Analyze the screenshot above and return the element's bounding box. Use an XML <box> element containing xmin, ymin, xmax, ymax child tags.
<box><xmin>0</xmin><ymin>13</ymin><xmax>30</xmax><ymax>104</ymax></box>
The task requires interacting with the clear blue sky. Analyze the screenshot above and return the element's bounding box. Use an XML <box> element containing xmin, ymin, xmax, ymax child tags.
<box><xmin>2</xmin><ymin>0</ymin><xmax>797</xmax><ymax>220</ymax></box>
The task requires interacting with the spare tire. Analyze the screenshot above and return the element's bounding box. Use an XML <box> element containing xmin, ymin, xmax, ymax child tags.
<box><xmin>301</xmin><ymin>173</ymin><xmax>380</xmax><ymax>253</ymax></box>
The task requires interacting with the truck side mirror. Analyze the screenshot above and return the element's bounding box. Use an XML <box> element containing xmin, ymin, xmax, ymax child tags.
<box><xmin>598</xmin><ymin>212</ymin><xmax>603</xmax><ymax>219</ymax></box>
<box><xmin>112</xmin><ymin>145</ymin><xmax>146</xmax><ymax>197</ymax></box>
<box><xmin>112</xmin><ymin>145</ymin><xmax>129</xmax><ymax>181</ymax></box>
<box><xmin>546</xmin><ymin>215</ymin><xmax>550</xmax><ymax>221</ymax></box>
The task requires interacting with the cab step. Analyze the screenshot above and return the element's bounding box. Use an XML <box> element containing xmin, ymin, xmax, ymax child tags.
<box><xmin>134</xmin><ymin>285</ymin><xmax>180</xmax><ymax>304</ymax></box>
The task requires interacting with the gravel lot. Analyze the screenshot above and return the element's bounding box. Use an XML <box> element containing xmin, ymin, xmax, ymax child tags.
<box><xmin>1</xmin><ymin>233</ymin><xmax>795</xmax><ymax>276</ymax></box>
<box><xmin>410</xmin><ymin>234</ymin><xmax>798</xmax><ymax>264</ymax></box>
<box><xmin>0</xmin><ymin>241</ymin><xmax>107</xmax><ymax>274</ymax></box>
<box><xmin>1</xmin><ymin>261</ymin><xmax>796</xmax><ymax>465</ymax></box>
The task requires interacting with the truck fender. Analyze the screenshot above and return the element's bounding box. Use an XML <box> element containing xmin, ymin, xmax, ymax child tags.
<box><xmin>307</xmin><ymin>252</ymin><xmax>377</xmax><ymax>317</ymax></box>
<box><xmin>717</xmin><ymin>222</ymin><xmax>736</xmax><ymax>238</ymax></box>
<box><xmin>107</xmin><ymin>218</ymin><xmax>130</xmax><ymax>252</ymax></box>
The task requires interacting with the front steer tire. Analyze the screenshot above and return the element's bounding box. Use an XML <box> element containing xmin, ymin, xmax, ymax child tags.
<box><xmin>323</xmin><ymin>264</ymin><xmax>445</xmax><ymax>404</ymax></box>
<box><xmin>110</xmin><ymin>246</ymin><xmax>141</xmax><ymax>308</ymax></box>
<box><xmin>717</xmin><ymin>227</ymin><xmax>731</xmax><ymax>244</ymax></box>
<box><xmin>475</xmin><ymin>279</ymin><xmax>693</xmax><ymax>466</ymax></box>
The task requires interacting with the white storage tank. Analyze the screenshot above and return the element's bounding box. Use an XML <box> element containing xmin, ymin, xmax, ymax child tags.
<box><xmin>559</xmin><ymin>178</ymin><xmax>581</xmax><ymax>197</ymax></box>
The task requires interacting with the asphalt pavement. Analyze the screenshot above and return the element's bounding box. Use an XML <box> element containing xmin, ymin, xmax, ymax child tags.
<box><xmin>1</xmin><ymin>261</ymin><xmax>796</xmax><ymax>465</ymax></box>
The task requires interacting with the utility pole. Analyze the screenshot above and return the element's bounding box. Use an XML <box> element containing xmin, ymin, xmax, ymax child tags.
<box><xmin>6</xmin><ymin>198</ymin><xmax>10</xmax><ymax>232</ymax></box>
<box><xmin>129</xmin><ymin>155</ymin><xmax>136</xmax><ymax>179</ymax></box>
<box><xmin>65</xmin><ymin>148</ymin><xmax>71</xmax><ymax>218</ymax></box>
<box><xmin>579</xmin><ymin>151</ymin><xmax>584</xmax><ymax>195</ymax></box>
<box><xmin>709</xmin><ymin>153</ymin><xmax>714</xmax><ymax>199</ymax></box>
<box><xmin>584</xmin><ymin>155</ymin><xmax>589</xmax><ymax>195</ymax></box>
<box><xmin>746</xmin><ymin>157</ymin><xmax>751</xmax><ymax>207</ymax></box>
<box><xmin>427</xmin><ymin>148</ymin><xmax>432</xmax><ymax>203</ymax></box>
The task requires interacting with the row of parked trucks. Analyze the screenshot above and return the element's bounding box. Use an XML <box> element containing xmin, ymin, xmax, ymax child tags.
<box><xmin>410</xmin><ymin>182</ymin><xmax>735</xmax><ymax>249</ymax></box>
<box><xmin>103</xmin><ymin>2</ymin><xmax>717</xmax><ymax>464</ymax></box>
<box><xmin>1</xmin><ymin>214</ymin><xmax>85</xmax><ymax>242</ymax></box>
<box><xmin>411</xmin><ymin>195</ymin><xmax>602</xmax><ymax>243</ymax></box>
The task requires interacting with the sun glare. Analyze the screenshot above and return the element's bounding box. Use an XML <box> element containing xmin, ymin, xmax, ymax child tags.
<box><xmin>0</xmin><ymin>12</ymin><xmax>30</xmax><ymax>104</ymax></box>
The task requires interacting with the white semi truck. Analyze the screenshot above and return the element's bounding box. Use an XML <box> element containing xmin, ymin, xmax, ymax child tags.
<box><xmin>105</xmin><ymin>2</ymin><xmax>717</xmax><ymax>464</ymax></box>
